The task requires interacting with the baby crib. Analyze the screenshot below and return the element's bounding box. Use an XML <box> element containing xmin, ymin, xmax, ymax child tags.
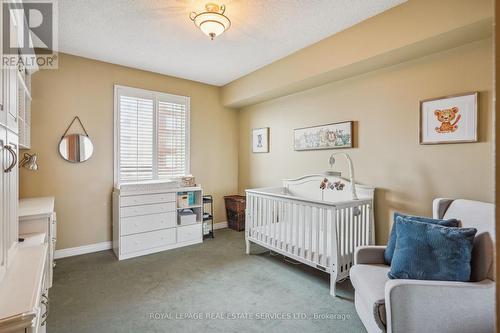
<box><xmin>245</xmin><ymin>174</ymin><xmax>375</xmax><ymax>296</ymax></box>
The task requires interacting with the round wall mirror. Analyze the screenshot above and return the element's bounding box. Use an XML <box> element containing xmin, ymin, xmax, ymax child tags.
<box><xmin>58</xmin><ymin>134</ymin><xmax>94</xmax><ymax>163</ymax></box>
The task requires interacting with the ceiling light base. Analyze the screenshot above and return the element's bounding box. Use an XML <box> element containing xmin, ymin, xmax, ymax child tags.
<box><xmin>205</xmin><ymin>3</ymin><xmax>222</xmax><ymax>13</ymax></box>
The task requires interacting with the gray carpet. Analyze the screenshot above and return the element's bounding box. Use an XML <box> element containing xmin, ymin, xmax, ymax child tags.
<box><xmin>48</xmin><ymin>229</ymin><xmax>366</xmax><ymax>333</ymax></box>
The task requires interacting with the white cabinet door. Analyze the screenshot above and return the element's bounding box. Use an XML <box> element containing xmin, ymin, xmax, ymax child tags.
<box><xmin>0</xmin><ymin>66</ymin><xmax>7</xmax><ymax>128</ymax></box>
<box><xmin>1</xmin><ymin>68</ymin><xmax>19</xmax><ymax>133</ymax></box>
<box><xmin>6</xmin><ymin>3</ymin><xmax>19</xmax><ymax>133</ymax></box>
<box><xmin>6</xmin><ymin>68</ymin><xmax>18</xmax><ymax>134</ymax></box>
<box><xmin>177</xmin><ymin>223</ymin><xmax>202</xmax><ymax>243</ymax></box>
<box><xmin>0</xmin><ymin>3</ymin><xmax>5</xmax><ymax>127</ymax></box>
<box><xmin>0</xmin><ymin>127</ymin><xmax>5</xmax><ymax>281</ymax></box>
<box><xmin>5</xmin><ymin>131</ymin><xmax>18</xmax><ymax>254</ymax></box>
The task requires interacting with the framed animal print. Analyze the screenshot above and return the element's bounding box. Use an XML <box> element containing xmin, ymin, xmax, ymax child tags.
<box><xmin>294</xmin><ymin>121</ymin><xmax>352</xmax><ymax>151</ymax></box>
<box><xmin>419</xmin><ymin>92</ymin><xmax>478</xmax><ymax>145</ymax></box>
<box><xmin>252</xmin><ymin>127</ymin><xmax>269</xmax><ymax>153</ymax></box>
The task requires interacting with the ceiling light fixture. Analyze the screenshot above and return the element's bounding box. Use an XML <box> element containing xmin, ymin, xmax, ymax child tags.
<box><xmin>189</xmin><ymin>3</ymin><xmax>231</xmax><ymax>40</ymax></box>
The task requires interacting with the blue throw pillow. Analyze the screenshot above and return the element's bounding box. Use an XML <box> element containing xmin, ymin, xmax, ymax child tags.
<box><xmin>383</xmin><ymin>212</ymin><xmax>459</xmax><ymax>265</ymax></box>
<box><xmin>388</xmin><ymin>216</ymin><xmax>477</xmax><ymax>281</ymax></box>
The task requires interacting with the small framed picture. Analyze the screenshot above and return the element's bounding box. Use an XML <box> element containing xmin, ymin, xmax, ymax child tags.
<box><xmin>252</xmin><ymin>127</ymin><xmax>269</xmax><ymax>153</ymax></box>
<box><xmin>419</xmin><ymin>92</ymin><xmax>478</xmax><ymax>145</ymax></box>
<box><xmin>294</xmin><ymin>121</ymin><xmax>353</xmax><ymax>151</ymax></box>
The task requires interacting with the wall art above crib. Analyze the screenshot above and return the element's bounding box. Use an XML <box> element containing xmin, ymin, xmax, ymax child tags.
<box><xmin>252</xmin><ymin>127</ymin><xmax>270</xmax><ymax>153</ymax></box>
<box><xmin>419</xmin><ymin>92</ymin><xmax>478</xmax><ymax>145</ymax></box>
<box><xmin>294</xmin><ymin>121</ymin><xmax>353</xmax><ymax>151</ymax></box>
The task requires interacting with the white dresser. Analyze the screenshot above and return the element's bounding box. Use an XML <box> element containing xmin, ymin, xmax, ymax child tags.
<box><xmin>113</xmin><ymin>182</ymin><xmax>203</xmax><ymax>260</ymax></box>
<box><xmin>19</xmin><ymin>197</ymin><xmax>57</xmax><ymax>289</ymax></box>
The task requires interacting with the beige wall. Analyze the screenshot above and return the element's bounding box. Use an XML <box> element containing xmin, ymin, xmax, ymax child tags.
<box><xmin>20</xmin><ymin>53</ymin><xmax>238</xmax><ymax>249</ymax></box>
<box><xmin>238</xmin><ymin>39</ymin><xmax>494</xmax><ymax>245</ymax></box>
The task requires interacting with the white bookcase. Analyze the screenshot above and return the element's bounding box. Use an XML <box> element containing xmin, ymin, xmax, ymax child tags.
<box><xmin>112</xmin><ymin>182</ymin><xmax>203</xmax><ymax>260</ymax></box>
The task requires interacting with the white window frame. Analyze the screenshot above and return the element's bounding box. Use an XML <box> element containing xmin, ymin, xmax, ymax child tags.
<box><xmin>113</xmin><ymin>84</ymin><xmax>190</xmax><ymax>186</ymax></box>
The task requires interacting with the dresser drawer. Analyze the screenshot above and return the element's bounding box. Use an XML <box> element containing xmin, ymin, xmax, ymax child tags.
<box><xmin>121</xmin><ymin>212</ymin><xmax>176</xmax><ymax>236</ymax></box>
<box><xmin>120</xmin><ymin>193</ymin><xmax>176</xmax><ymax>207</ymax></box>
<box><xmin>121</xmin><ymin>229</ymin><xmax>176</xmax><ymax>254</ymax></box>
<box><xmin>177</xmin><ymin>223</ymin><xmax>202</xmax><ymax>243</ymax></box>
<box><xmin>120</xmin><ymin>202</ymin><xmax>176</xmax><ymax>218</ymax></box>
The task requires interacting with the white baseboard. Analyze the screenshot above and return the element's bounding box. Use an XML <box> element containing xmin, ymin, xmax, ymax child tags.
<box><xmin>56</xmin><ymin>223</ymin><xmax>228</xmax><ymax>259</ymax></box>
<box><xmin>213</xmin><ymin>221</ymin><xmax>227</xmax><ymax>230</ymax></box>
<box><xmin>54</xmin><ymin>241</ymin><xmax>112</xmax><ymax>259</ymax></box>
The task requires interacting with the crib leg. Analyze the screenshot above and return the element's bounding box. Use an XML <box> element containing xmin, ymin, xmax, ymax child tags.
<box><xmin>246</xmin><ymin>240</ymin><xmax>268</xmax><ymax>255</ymax></box>
<box><xmin>330</xmin><ymin>268</ymin><xmax>339</xmax><ymax>297</ymax></box>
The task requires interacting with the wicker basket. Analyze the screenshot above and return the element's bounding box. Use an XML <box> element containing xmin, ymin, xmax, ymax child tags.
<box><xmin>224</xmin><ymin>195</ymin><xmax>246</xmax><ymax>231</ymax></box>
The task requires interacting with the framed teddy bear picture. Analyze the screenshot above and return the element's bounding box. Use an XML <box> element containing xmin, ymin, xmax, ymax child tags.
<box><xmin>419</xmin><ymin>92</ymin><xmax>478</xmax><ymax>145</ymax></box>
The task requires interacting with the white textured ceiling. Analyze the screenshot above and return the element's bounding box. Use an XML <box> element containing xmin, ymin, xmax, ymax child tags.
<box><xmin>58</xmin><ymin>0</ymin><xmax>406</xmax><ymax>86</ymax></box>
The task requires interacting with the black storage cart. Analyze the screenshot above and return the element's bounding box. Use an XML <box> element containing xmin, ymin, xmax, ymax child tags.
<box><xmin>203</xmin><ymin>195</ymin><xmax>214</xmax><ymax>239</ymax></box>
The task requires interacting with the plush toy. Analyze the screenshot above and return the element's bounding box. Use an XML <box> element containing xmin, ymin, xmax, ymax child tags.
<box><xmin>319</xmin><ymin>178</ymin><xmax>328</xmax><ymax>190</ymax></box>
<box><xmin>434</xmin><ymin>107</ymin><xmax>461</xmax><ymax>133</ymax></box>
<box><xmin>320</xmin><ymin>178</ymin><xmax>345</xmax><ymax>191</ymax></box>
<box><xmin>333</xmin><ymin>181</ymin><xmax>345</xmax><ymax>191</ymax></box>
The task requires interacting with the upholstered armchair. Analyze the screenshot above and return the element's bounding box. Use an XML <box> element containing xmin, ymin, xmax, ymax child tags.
<box><xmin>350</xmin><ymin>198</ymin><xmax>495</xmax><ymax>333</ymax></box>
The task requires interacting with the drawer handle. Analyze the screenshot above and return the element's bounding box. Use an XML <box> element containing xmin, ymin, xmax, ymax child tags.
<box><xmin>4</xmin><ymin>145</ymin><xmax>17</xmax><ymax>173</ymax></box>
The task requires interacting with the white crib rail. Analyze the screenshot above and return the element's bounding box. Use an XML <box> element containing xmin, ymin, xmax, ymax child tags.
<box><xmin>245</xmin><ymin>189</ymin><xmax>373</xmax><ymax>296</ymax></box>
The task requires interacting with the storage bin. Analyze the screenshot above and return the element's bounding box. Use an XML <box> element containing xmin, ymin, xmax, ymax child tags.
<box><xmin>224</xmin><ymin>195</ymin><xmax>246</xmax><ymax>231</ymax></box>
<box><xmin>178</xmin><ymin>209</ymin><xmax>196</xmax><ymax>226</ymax></box>
<box><xmin>188</xmin><ymin>192</ymin><xmax>195</xmax><ymax>206</ymax></box>
<box><xmin>178</xmin><ymin>193</ymin><xmax>189</xmax><ymax>208</ymax></box>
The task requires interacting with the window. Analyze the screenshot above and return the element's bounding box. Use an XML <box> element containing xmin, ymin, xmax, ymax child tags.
<box><xmin>114</xmin><ymin>85</ymin><xmax>190</xmax><ymax>185</ymax></box>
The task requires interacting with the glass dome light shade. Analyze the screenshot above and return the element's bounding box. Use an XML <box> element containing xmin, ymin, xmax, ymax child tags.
<box><xmin>192</xmin><ymin>12</ymin><xmax>231</xmax><ymax>39</ymax></box>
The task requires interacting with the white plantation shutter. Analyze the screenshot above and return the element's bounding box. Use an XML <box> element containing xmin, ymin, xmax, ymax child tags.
<box><xmin>115</xmin><ymin>86</ymin><xmax>190</xmax><ymax>185</ymax></box>
<box><xmin>118</xmin><ymin>94</ymin><xmax>154</xmax><ymax>183</ymax></box>
<box><xmin>158</xmin><ymin>96</ymin><xmax>188</xmax><ymax>178</ymax></box>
